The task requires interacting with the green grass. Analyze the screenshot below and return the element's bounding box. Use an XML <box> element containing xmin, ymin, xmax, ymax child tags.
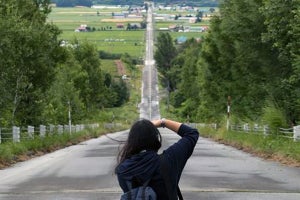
<box><xmin>101</xmin><ymin>59</ymin><xmax>118</xmax><ymax>74</ymax></box>
<box><xmin>61</xmin><ymin>31</ymin><xmax>145</xmax><ymax>58</ymax></box>
<box><xmin>155</xmin><ymin>21</ymin><xmax>210</xmax><ymax>29</ymax></box>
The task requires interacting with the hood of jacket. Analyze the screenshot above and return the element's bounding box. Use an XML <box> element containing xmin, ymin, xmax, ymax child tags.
<box><xmin>116</xmin><ymin>150</ymin><xmax>159</xmax><ymax>182</ymax></box>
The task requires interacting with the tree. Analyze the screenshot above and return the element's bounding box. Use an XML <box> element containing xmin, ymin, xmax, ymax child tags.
<box><xmin>43</xmin><ymin>53</ymin><xmax>85</xmax><ymax>124</ymax></box>
<box><xmin>154</xmin><ymin>32</ymin><xmax>177</xmax><ymax>91</ymax></box>
<box><xmin>72</xmin><ymin>41</ymin><xmax>106</xmax><ymax>110</ymax></box>
<box><xmin>0</xmin><ymin>0</ymin><xmax>65</xmax><ymax>126</ymax></box>
<box><xmin>177</xmin><ymin>40</ymin><xmax>202</xmax><ymax>121</ymax></box>
<box><xmin>260</xmin><ymin>0</ymin><xmax>300</xmax><ymax>122</ymax></box>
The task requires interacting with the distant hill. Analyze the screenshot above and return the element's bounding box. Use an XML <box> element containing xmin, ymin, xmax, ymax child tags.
<box><xmin>52</xmin><ymin>0</ymin><xmax>220</xmax><ymax>7</ymax></box>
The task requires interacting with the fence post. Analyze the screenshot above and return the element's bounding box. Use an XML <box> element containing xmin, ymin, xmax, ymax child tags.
<box><xmin>28</xmin><ymin>126</ymin><xmax>35</xmax><ymax>139</ymax></box>
<box><xmin>263</xmin><ymin>125</ymin><xmax>269</xmax><ymax>137</ymax></box>
<box><xmin>253</xmin><ymin>124</ymin><xmax>258</xmax><ymax>132</ymax></box>
<box><xmin>212</xmin><ymin>123</ymin><xmax>217</xmax><ymax>129</ymax></box>
<box><xmin>64</xmin><ymin>125</ymin><xmax>69</xmax><ymax>133</ymax></box>
<box><xmin>13</xmin><ymin>126</ymin><xmax>20</xmax><ymax>143</ymax></box>
<box><xmin>49</xmin><ymin>124</ymin><xmax>55</xmax><ymax>135</ymax></box>
<box><xmin>40</xmin><ymin>125</ymin><xmax>46</xmax><ymax>138</ymax></box>
<box><xmin>293</xmin><ymin>125</ymin><xmax>300</xmax><ymax>142</ymax></box>
<box><xmin>58</xmin><ymin>125</ymin><xmax>63</xmax><ymax>135</ymax></box>
<box><xmin>244</xmin><ymin>123</ymin><xmax>249</xmax><ymax>132</ymax></box>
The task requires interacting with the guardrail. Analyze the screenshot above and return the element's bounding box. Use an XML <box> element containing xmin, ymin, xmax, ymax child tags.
<box><xmin>0</xmin><ymin>124</ymin><xmax>99</xmax><ymax>144</ymax></box>
<box><xmin>230</xmin><ymin>123</ymin><xmax>300</xmax><ymax>142</ymax></box>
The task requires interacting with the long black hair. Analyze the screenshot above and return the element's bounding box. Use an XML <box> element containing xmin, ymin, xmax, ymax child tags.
<box><xmin>116</xmin><ymin>119</ymin><xmax>162</xmax><ymax>166</ymax></box>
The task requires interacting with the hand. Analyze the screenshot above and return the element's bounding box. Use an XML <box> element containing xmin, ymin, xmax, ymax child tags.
<box><xmin>151</xmin><ymin>119</ymin><xmax>162</xmax><ymax>128</ymax></box>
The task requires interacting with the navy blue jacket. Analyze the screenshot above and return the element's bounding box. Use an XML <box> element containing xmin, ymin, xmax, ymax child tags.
<box><xmin>116</xmin><ymin>124</ymin><xmax>199</xmax><ymax>200</ymax></box>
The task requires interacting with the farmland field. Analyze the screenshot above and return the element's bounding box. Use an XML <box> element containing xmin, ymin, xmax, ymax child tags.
<box><xmin>47</xmin><ymin>7</ymin><xmax>145</xmax><ymax>58</ymax></box>
<box><xmin>47</xmin><ymin>6</ymin><xmax>212</xmax><ymax>58</ymax></box>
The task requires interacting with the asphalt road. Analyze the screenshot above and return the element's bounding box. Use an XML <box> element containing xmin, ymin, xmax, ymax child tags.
<box><xmin>0</xmin><ymin>129</ymin><xmax>300</xmax><ymax>200</ymax></box>
<box><xmin>139</xmin><ymin>3</ymin><xmax>160</xmax><ymax>120</ymax></box>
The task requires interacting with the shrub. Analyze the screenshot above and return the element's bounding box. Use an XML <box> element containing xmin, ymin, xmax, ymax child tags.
<box><xmin>262</xmin><ymin>101</ymin><xmax>287</xmax><ymax>133</ymax></box>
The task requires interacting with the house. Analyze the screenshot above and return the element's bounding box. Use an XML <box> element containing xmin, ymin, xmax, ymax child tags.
<box><xmin>189</xmin><ymin>17</ymin><xmax>197</xmax><ymax>23</ymax></box>
<box><xmin>75</xmin><ymin>24</ymin><xmax>88</xmax><ymax>32</ymax></box>
<box><xmin>113</xmin><ymin>13</ymin><xmax>126</xmax><ymax>19</ymax></box>
<box><xmin>128</xmin><ymin>23</ymin><xmax>141</xmax><ymax>29</ymax></box>
<box><xmin>116</xmin><ymin>23</ymin><xmax>124</xmax><ymax>29</ymax></box>
<box><xmin>168</xmin><ymin>25</ymin><xmax>178</xmax><ymax>32</ymax></box>
<box><xmin>176</xmin><ymin>36</ymin><xmax>187</xmax><ymax>44</ymax></box>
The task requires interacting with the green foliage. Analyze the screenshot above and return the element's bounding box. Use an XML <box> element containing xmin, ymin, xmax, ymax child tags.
<box><xmin>42</xmin><ymin>53</ymin><xmax>86</xmax><ymax>124</ymax></box>
<box><xmin>154</xmin><ymin>32</ymin><xmax>177</xmax><ymax>90</ymax></box>
<box><xmin>0</xmin><ymin>0</ymin><xmax>66</xmax><ymax>126</ymax></box>
<box><xmin>110</xmin><ymin>79</ymin><xmax>130</xmax><ymax>107</ymax></box>
<box><xmin>99</xmin><ymin>51</ymin><xmax>122</xmax><ymax>60</ymax></box>
<box><xmin>262</xmin><ymin>101</ymin><xmax>287</xmax><ymax>132</ymax></box>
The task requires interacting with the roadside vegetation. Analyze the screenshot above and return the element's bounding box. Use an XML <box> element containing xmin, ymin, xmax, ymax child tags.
<box><xmin>0</xmin><ymin>125</ymin><xmax>127</xmax><ymax>169</ymax></box>
<box><xmin>200</xmin><ymin>126</ymin><xmax>300</xmax><ymax>167</ymax></box>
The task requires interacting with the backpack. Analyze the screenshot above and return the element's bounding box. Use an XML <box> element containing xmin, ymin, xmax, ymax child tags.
<box><xmin>120</xmin><ymin>154</ymin><xmax>183</xmax><ymax>200</ymax></box>
<box><xmin>120</xmin><ymin>179</ymin><xmax>156</xmax><ymax>200</ymax></box>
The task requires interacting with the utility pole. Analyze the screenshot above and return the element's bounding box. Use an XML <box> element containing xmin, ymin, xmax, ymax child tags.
<box><xmin>227</xmin><ymin>96</ymin><xmax>231</xmax><ymax>130</ymax></box>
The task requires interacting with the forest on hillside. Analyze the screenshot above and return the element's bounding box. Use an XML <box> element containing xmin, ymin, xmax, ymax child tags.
<box><xmin>51</xmin><ymin>0</ymin><xmax>219</xmax><ymax>7</ymax></box>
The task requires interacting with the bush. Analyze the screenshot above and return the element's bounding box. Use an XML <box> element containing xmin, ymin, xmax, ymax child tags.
<box><xmin>262</xmin><ymin>101</ymin><xmax>287</xmax><ymax>133</ymax></box>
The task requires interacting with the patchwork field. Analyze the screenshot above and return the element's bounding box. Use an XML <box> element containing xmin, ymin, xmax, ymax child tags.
<box><xmin>48</xmin><ymin>7</ymin><xmax>145</xmax><ymax>58</ymax></box>
<box><xmin>47</xmin><ymin>6</ymin><xmax>212</xmax><ymax>58</ymax></box>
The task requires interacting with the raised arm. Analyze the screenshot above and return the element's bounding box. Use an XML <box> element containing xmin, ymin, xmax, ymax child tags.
<box><xmin>151</xmin><ymin>118</ymin><xmax>182</xmax><ymax>133</ymax></box>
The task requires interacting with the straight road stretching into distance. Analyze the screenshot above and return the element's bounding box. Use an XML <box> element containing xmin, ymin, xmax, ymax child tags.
<box><xmin>0</xmin><ymin>2</ymin><xmax>300</xmax><ymax>200</ymax></box>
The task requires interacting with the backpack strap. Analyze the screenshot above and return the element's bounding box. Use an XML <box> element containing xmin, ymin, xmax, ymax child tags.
<box><xmin>126</xmin><ymin>178</ymin><xmax>151</xmax><ymax>188</ymax></box>
<box><xmin>159</xmin><ymin>154</ymin><xmax>183</xmax><ymax>200</ymax></box>
<box><xmin>125</xmin><ymin>178</ymin><xmax>152</xmax><ymax>200</ymax></box>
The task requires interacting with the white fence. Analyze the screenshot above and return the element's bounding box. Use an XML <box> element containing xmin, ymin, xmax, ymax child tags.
<box><xmin>230</xmin><ymin>123</ymin><xmax>300</xmax><ymax>142</ymax></box>
<box><xmin>0</xmin><ymin>123</ymin><xmax>99</xmax><ymax>144</ymax></box>
<box><xmin>187</xmin><ymin>123</ymin><xmax>217</xmax><ymax>129</ymax></box>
